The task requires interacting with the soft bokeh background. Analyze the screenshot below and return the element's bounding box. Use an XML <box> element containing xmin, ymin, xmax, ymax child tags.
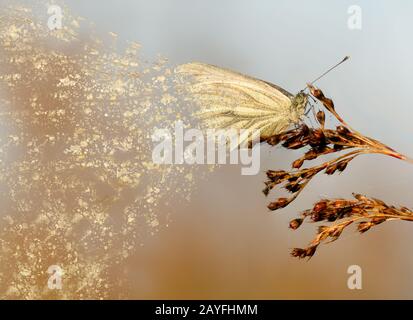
<box><xmin>10</xmin><ymin>0</ymin><xmax>413</xmax><ymax>299</ymax></box>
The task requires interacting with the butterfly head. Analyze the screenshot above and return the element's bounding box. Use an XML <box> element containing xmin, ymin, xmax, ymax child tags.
<box><xmin>289</xmin><ymin>92</ymin><xmax>308</xmax><ymax>122</ymax></box>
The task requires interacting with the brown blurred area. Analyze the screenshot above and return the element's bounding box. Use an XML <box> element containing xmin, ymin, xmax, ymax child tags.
<box><xmin>117</xmin><ymin>153</ymin><xmax>413</xmax><ymax>299</ymax></box>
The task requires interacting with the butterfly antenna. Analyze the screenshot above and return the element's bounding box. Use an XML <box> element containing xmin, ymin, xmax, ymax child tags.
<box><xmin>301</xmin><ymin>56</ymin><xmax>350</xmax><ymax>91</ymax></box>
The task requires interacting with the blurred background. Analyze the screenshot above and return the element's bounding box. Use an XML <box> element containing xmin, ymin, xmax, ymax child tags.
<box><xmin>5</xmin><ymin>0</ymin><xmax>413</xmax><ymax>299</ymax></box>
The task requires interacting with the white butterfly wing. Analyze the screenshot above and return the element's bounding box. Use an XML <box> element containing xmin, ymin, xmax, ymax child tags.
<box><xmin>176</xmin><ymin>62</ymin><xmax>296</xmax><ymax>146</ymax></box>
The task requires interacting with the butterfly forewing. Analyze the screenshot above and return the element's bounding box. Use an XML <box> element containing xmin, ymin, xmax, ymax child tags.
<box><xmin>176</xmin><ymin>62</ymin><xmax>299</xmax><ymax>146</ymax></box>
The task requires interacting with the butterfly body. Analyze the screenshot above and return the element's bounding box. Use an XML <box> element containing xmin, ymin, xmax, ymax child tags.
<box><xmin>290</xmin><ymin>92</ymin><xmax>308</xmax><ymax>124</ymax></box>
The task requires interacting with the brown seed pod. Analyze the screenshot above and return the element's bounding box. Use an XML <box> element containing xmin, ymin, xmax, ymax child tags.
<box><xmin>289</xmin><ymin>218</ymin><xmax>303</xmax><ymax>230</ymax></box>
<box><xmin>316</xmin><ymin>110</ymin><xmax>325</xmax><ymax>127</ymax></box>
<box><xmin>268</xmin><ymin>197</ymin><xmax>290</xmax><ymax>211</ymax></box>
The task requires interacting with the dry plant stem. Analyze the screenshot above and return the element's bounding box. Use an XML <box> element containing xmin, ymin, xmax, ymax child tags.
<box><xmin>290</xmin><ymin>194</ymin><xmax>413</xmax><ymax>259</ymax></box>
<box><xmin>308</xmin><ymin>83</ymin><xmax>413</xmax><ymax>162</ymax></box>
<box><xmin>264</xmin><ymin>85</ymin><xmax>413</xmax><ymax>211</ymax></box>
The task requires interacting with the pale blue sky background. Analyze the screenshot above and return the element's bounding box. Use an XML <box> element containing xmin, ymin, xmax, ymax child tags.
<box><xmin>67</xmin><ymin>0</ymin><xmax>413</xmax><ymax>147</ymax></box>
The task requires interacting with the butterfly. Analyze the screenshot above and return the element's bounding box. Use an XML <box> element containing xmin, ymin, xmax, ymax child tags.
<box><xmin>176</xmin><ymin>57</ymin><xmax>348</xmax><ymax>147</ymax></box>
